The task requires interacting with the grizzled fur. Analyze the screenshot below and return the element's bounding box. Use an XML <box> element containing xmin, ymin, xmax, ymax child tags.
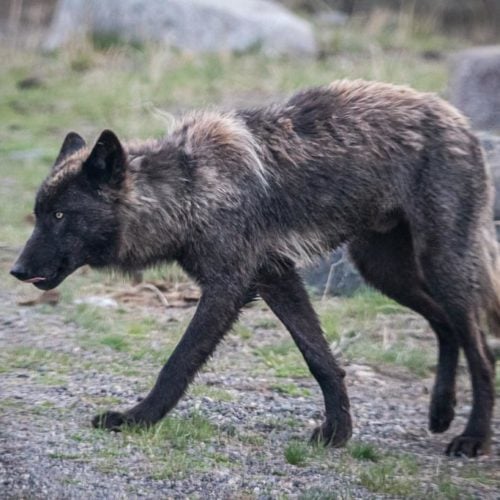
<box><xmin>12</xmin><ymin>80</ymin><xmax>500</xmax><ymax>457</ymax></box>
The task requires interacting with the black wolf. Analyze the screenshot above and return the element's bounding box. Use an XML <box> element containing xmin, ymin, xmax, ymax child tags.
<box><xmin>11</xmin><ymin>80</ymin><xmax>499</xmax><ymax>457</ymax></box>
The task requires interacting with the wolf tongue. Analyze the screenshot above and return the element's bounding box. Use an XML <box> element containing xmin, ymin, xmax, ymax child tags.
<box><xmin>24</xmin><ymin>277</ymin><xmax>47</xmax><ymax>283</ymax></box>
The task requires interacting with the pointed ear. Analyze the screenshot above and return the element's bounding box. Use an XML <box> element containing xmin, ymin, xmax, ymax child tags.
<box><xmin>54</xmin><ymin>132</ymin><xmax>86</xmax><ymax>165</ymax></box>
<box><xmin>83</xmin><ymin>130</ymin><xmax>126</xmax><ymax>189</ymax></box>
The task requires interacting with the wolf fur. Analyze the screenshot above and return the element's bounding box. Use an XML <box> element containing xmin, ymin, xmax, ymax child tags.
<box><xmin>11</xmin><ymin>80</ymin><xmax>499</xmax><ymax>457</ymax></box>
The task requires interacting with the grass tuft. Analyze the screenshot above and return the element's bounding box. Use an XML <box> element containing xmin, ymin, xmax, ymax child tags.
<box><xmin>299</xmin><ymin>488</ymin><xmax>347</xmax><ymax>500</ymax></box>
<box><xmin>100</xmin><ymin>335</ymin><xmax>129</xmax><ymax>351</ymax></box>
<box><xmin>348</xmin><ymin>441</ymin><xmax>380</xmax><ymax>462</ymax></box>
<box><xmin>359</xmin><ymin>454</ymin><xmax>419</xmax><ymax>495</ymax></box>
<box><xmin>284</xmin><ymin>440</ymin><xmax>310</xmax><ymax>466</ymax></box>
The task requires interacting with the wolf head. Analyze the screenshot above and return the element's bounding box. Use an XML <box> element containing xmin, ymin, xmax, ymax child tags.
<box><xmin>10</xmin><ymin>130</ymin><xmax>126</xmax><ymax>290</ymax></box>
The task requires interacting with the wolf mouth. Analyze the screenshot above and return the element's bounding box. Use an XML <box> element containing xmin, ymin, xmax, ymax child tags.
<box><xmin>23</xmin><ymin>276</ymin><xmax>47</xmax><ymax>284</ymax></box>
<box><xmin>31</xmin><ymin>265</ymin><xmax>72</xmax><ymax>290</ymax></box>
<box><xmin>33</xmin><ymin>276</ymin><xmax>63</xmax><ymax>291</ymax></box>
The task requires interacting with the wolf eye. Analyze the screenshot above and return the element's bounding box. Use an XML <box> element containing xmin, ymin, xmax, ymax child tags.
<box><xmin>54</xmin><ymin>211</ymin><xmax>64</xmax><ymax>220</ymax></box>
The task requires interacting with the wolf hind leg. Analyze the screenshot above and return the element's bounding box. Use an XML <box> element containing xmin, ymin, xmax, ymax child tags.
<box><xmin>414</xmin><ymin>234</ymin><xmax>496</xmax><ymax>457</ymax></box>
<box><xmin>349</xmin><ymin>223</ymin><xmax>460</xmax><ymax>435</ymax></box>
<box><xmin>257</xmin><ymin>259</ymin><xmax>352</xmax><ymax>448</ymax></box>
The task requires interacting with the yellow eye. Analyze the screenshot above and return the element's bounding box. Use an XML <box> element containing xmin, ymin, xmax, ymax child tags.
<box><xmin>55</xmin><ymin>211</ymin><xmax>64</xmax><ymax>220</ymax></box>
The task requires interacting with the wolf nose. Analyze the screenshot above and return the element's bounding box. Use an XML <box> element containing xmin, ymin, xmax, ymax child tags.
<box><xmin>10</xmin><ymin>264</ymin><xmax>30</xmax><ymax>281</ymax></box>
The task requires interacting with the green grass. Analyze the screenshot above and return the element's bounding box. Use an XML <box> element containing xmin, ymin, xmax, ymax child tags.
<box><xmin>232</xmin><ymin>323</ymin><xmax>253</xmax><ymax>340</ymax></box>
<box><xmin>347</xmin><ymin>339</ymin><xmax>434</xmax><ymax>377</ymax></box>
<box><xmin>336</xmin><ymin>289</ymin><xmax>407</xmax><ymax>320</ymax></box>
<box><xmin>320</xmin><ymin>310</ymin><xmax>341</xmax><ymax>342</ymax></box>
<box><xmin>125</xmin><ymin>317</ymin><xmax>158</xmax><ymax>336</ymax></box>
<box><xmin>270</xmin><ymin>382</ymin><xmax>312</xmax><ymax>398</ymax></box>
<box><xmin>100</xmin><ymin>334</ymin><xmax>129</xmax><ymax>351</ymax></box>
<box><xmin>0</xmin><ymin>346</ymin><xmax>72</xmax><ymax>372</ymax></box>
<box><xmin>284</xmin><ymin>440</ymin><xmax>310</xmax><ymax>466</ymax></box>
<box><xmin>66</xmin><ymin>303</ymin><xmax>114</xmax><ymax>335</ymax></box>
<box><xmin>60</xmin><ymin>411</ymin><xmax>233</xmax><ymax>480</ymax></box>
<box><xmin>122</xmin><ymin>411</ymin><xmax>218</xmax><ymax>450</ymax></box>
<box><xmin>348</xmin><ymin>441</ymin><xmax>380</xmax><ymax>462</ymax></box>
<box><xmin>318</xmin><ymin>9</ymin><xmax>467</xmax><ymax>57</ymax></box>
<box><xmin>252</xmin><ymin>289</ymin><xmax>433</xmax><ymax>378</ymax></box>
<box><xmin>299</xmin><ymin>488</ymin><xmax>352</xmax><ymax>500</ymax></box>
<box><xmin>189</xmin><ymin>384</ymin><xmax>234</xmax><ymax>402</ymax></box>
<box><xmin>254</xmin><ymin>341</ymin><xmax>310</xmax><ymax>378</ymax></box>
<box><xmin>317</xmin><ymin>290</ymin><xmax>435</xmax><ymax>377</ymax></box>
<box><xmin>236</xmin><ymin>432</ymin><xmax>265</xmax><ymax>447</ymax></box>
<box><xmin>358</xmin><ymin>454</ymin><xmax>419</xmax><ymax>496</ymax></box>
<box><xmin>142</xmin><ymin>264</ymin><xmax>188</xmax><ymax>286</ymax></box>
<box><xmin>435</xmin><ymin>478</ymin><xmax>465</xmax><ymax>499</ymax></box>
<box><xmin>67</xmin><ymin>303</ymin><xmax>174</xmax><ymax>347</ymax></box>
<box><xmin>60</xmin><ymin>302</ymin><xmax>184</xmax><ymax>378</ymax></box>
<box><xmin>254</xmin><ymin>318</ymin><xmax>280</xmax><ymax>329</ymax></box>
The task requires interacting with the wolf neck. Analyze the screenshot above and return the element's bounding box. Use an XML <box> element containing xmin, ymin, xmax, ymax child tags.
<box><xmin>114</xmin><ymin>148</ymin><xmax>187</xmax><ymax>271</ymax></box>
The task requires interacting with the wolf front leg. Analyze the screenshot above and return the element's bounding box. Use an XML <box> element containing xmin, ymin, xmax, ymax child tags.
<box><xmin>92</xmin><ymin>281</ymin><xmax>247</xmax><ymax>430</ymax></box>
<box><xmin>257</xmin><ymin>260</ymin><xmax>352</xmax><ymax>447</ymax></box>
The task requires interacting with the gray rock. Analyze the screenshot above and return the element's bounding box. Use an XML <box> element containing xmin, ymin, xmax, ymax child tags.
<box><xmin>45</xmin><ymin>0</ymin><xmax>317</xmax><ymax>57</ymax></box>
<box><xmin>449</xmin><ymin>46</ymin><xmax>500</xmax><ymax>131</ymax></box>
<box><xmin>73</xmin><ymin>296</ymin><xmax>118</xmax><ymax>308</ymax></box>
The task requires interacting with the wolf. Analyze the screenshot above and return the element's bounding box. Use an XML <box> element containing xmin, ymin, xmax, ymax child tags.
<box><xmin>11</xmin><ymin>80</ymin><xmax>499</xmax><ymax>457</ymax></box>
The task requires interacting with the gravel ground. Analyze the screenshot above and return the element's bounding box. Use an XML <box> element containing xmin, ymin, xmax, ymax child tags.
<box><xmin>1</xmin><ymin>279</ymin><xmax>499</xmax><ymax>499</ymax></box>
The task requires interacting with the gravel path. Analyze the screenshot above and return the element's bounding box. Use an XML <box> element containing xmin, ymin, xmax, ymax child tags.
<box><xmin>1</xmin><ymin>282</ymin><xmax>499</xmax><ymax>499</ymax></box>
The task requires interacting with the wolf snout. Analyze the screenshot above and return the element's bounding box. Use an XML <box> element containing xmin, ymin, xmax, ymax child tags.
<box><xmin>9</xmin><ymin>264</ymin><xmax>46</xmax><ymax>283</ymax></box>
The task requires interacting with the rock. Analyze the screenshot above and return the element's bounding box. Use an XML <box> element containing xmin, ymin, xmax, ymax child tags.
<box><xmin>449</xmin><ymin>46</ymin><xmax>500</xmax><ymax>131</ymax></box>
<box><xmin>45</xmin><ymin>0</ymin><xmax>317</xmax><ymax>57</ymax></box>
<box><xmin>74</xmin><ymin>296</ymin><xmax>118</xmax><ymax>308</ymax></box>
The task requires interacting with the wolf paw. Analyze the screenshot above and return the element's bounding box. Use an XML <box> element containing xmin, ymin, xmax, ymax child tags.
<box><xmin>92</xmin><ymin>410</ymin><xmax>129</xmax><ymax>431</ymax></box>
<box><xmin>429</xmin><ymin>398</ymin><xmax>455</xmax><ymax>433</ymax></box>
<box><xmin>445</xmin><ymin>435</ymin><xmax>490</xmax><ymax>457</ymax></box>
<box><xmin>310</xmin><ymin>412</ymin><xmax>352</xmax><ymax>448</ymax></box>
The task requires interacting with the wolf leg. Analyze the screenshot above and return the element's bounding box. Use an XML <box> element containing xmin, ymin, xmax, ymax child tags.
<box><xmin>415</xmin><ymin>245</ymin><xmax>495</xmax><ymax>457</ymax></box>
<box><xmin>92</xmin><ymin>282</ymin><xmax>247</xmax><ymax>430</ymax></box>
<box><xmin>349</xmin><ymin>223</ymin><xmax>460</xmax><ymax>434</ymax></box>
<box><xmin>257</xmin><ymin>260</ymin><xmax>352</xmax><ymax>447</ymax></box>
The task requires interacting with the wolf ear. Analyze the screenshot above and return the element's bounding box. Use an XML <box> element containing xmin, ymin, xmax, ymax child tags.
<box><xmin>54</xmin><ymin>132</ymin><xmax>86</xmax><ymax>165</ymax></box>
<box><xmin>83</xmin><ymin>130</ymin><xmax>126</xmax><ymax>189</ymax></box>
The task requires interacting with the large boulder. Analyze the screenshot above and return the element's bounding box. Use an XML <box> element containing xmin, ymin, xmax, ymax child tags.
<box><xmin>45</xmin><ymin>0</ymin><xmax>317</xmax><ymax>57</ymax></box>
<box><xmin>449</xmin><ymin>46</ymin><xmax>500</xmax><ymax>131</ymax></box>
<box><xmin>304</xmin><ymin>132</ymin><xmax>500</xmax><ymax>297</ymax></box>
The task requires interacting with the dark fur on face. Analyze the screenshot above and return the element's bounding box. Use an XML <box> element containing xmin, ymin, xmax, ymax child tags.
<box><xmin>11</xmin><ymin>80</ymin><xmax>500</xmax><ymax>458</ymax></box>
